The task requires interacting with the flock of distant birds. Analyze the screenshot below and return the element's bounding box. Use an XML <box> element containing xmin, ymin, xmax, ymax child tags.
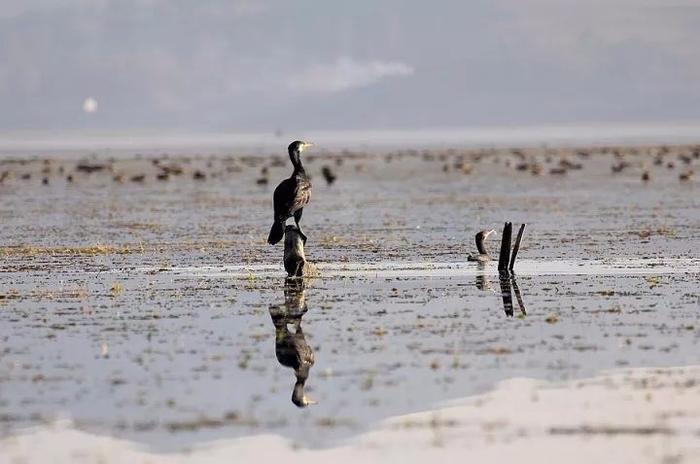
<box><xmin>0</xmin><ymin>154</ymin><xmax>342</xmax><ymax>188</ymax></box>
<box><xmin>0</xmin><ymin>145</ymin><xmax>700</xmax><ymax>186</ymax></box>
<box><xmin>499</xmin><ymin>146</ymin><xmax>696</xmax><ymax>182</ymax></box>
<box><xmin>0</xmin><ymin>143</ymin><xmax>696</xmax><ymax>188</ymax></box>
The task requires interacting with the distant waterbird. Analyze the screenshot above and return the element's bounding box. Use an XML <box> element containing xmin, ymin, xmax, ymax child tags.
<box><xmin>268</xmin><ymin>141</ymin><xmax>314</xmax><ymax>245</ymax></box>
<box><xmin>256</xmin><ymin>166</ymin><xmax>269</xmax><ymax>185</ymax></box>
<box><xmin>321</xmin><ymin>165</ymin><xmax>337</xmax><ymax>185</ymax></box>
<box><xmin>467</xmin><ymin>229</ymin><xmax>496</xmax><ymax>262</ymax></box>
<box><xmin>679</xmin><ymin>170</ymin><xmax>694</xmax><ymax>182</ymax></box>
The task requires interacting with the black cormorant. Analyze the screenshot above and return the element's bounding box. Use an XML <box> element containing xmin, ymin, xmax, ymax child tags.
<box><xmin>467</xmin><ymin>229</ymin><xmax>496</xmax><ymax>262</ymax></box>
<box><xmin>267</xmin><ymin>141</ymin><xmax>313</xmax><ymax>245</ymax></box>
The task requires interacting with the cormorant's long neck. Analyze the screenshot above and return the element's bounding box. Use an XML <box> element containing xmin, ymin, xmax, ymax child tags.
<box><xmin>289</xmin><ymin>150</ymin><xmax>304</xmax><ymax>174</ymax></box>
<box><xmin>476</xmin><ymin>236</ymin><xmax>489</xmax><ymax>255</ymax></box>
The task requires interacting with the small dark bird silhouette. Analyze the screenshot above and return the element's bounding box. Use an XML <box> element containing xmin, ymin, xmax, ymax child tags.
<box><xmin>321</xmin><ymin>166</ymin><xmax>337</xmax><ymax>185</ymax></box>
<box><xmin>679</xmin><ymin>170</ymin><xmax>694</xmax><ymax>182</ymax></box>
<box><xmin>160</xmin><ymin>164</ymin><xmax>183</xmax><ymax>176</ymax></box>
<box><xmin>549</xmin><ymin>167</ymin><xmax>567</xmax><ymax>175</ymax></box>
<box><xmin>612</xmin><ymin>161</ymin><xmax>630</xmax><ymax>173</ymax></box>
<box><xmin>679</xmin><ymin>153</ymin><xmax>692</xmax><ymax>165</ymax></box>
<box><xmin>268</xmin><ymin>141</ymin><xmax>313</xmax><ymax>245</ymax></box>
<box><xmin>76</xmin><ymin>163</ymin><xmax>107</xmax><ymax>174</ymax></box>
<box><xmin>256</xmin><ymin>167</ymin><xmax>269</xmax><ymax>185</ymax></box>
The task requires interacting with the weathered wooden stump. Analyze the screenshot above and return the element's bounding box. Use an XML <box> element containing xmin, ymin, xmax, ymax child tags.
<box><xmin>283</xmin><ymin>225</ymin><xmax>318</xmax><ymax>278</ymax></box>
<box><xmin>498</xmin><ymin>222</ymin><xmax>513</xmax><ymax>273</ymax></box>
<box><xmin>497</xmin><ymin>221</ymin><xmax>526</xmax><ymax>274</ymax></box>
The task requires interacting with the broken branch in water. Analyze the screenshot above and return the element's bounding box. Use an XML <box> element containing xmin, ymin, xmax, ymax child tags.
<box><xmin>498</xmin><ymin>222</ymin><xmax>512</xmax><ymax>273</ymax></box>
<box><xmin>509</xmin><ymin>223</ymin><xmax>526</xmax><ymax>271</ymax></box>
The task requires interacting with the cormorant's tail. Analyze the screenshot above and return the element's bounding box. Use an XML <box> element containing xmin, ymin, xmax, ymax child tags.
<box><xmin>268</xmin><ymin>221</ymin><xmax>285</xmax><ymax>245</ymax></box>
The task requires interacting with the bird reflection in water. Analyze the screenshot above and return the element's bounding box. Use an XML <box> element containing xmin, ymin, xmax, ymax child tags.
<box><xmin>269</xmin><ymin>279</ymin><xmax>316</xmax><ymax>407</ymax></box>
<box><xmin>474</xmin><ymin>263</ymin><xmax>491</xmax><ymax>291</ymax></box>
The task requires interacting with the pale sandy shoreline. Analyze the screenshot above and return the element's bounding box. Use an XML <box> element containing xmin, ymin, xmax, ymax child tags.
<box><xmin>2</xmin><ymin>365</ymin><xmax>699</xmax><ymax>464</ymax></box>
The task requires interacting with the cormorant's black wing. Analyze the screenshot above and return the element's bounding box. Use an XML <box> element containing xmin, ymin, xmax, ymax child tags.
<box><xmin>273</xmin><ymin>177</ymin><xmax>296</xmax><ymax>220</ymax></box>
<box><xmin>273</xmin><ymin>175</ymin><xmax>311</xmax><ymax>220</ymax></box>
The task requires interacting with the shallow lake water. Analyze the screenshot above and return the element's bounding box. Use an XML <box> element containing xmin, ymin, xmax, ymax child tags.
<box><xmin>0</xmin><ymin>144</ymin><xmax>698</xmax><ymax>452</ymax></box>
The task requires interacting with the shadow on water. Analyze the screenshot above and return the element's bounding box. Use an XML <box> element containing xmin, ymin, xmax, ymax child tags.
<box><xmin>475</xmin><ymin>263</ymin><xmax>527</xmax><ymax>317</ymax></box>
<box><xmin>269</xmin><ymin>278</ymin><xmax>317</xmax><ymax>408</ymax></box>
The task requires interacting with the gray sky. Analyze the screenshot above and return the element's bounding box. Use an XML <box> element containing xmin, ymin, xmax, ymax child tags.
<box><xmin>1</xmin><ymin>0</ymin><xmax>699</xmax><ymax>131</ymax></box>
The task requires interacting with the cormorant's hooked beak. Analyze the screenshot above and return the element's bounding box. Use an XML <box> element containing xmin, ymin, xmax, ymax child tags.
<box><xmin>484</xmin><ymin>229</ymin><xmax>496</xmax><ymax>239</ymax></box>
<box><xmin>299</xmin><ymin>141</ymin><xmax>314</xmax><ymax>152</ymax></box>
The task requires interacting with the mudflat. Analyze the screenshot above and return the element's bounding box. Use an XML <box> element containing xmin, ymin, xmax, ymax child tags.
<box><xmin>0</xmin><ymin>144</ymin><xmax>698</xmax><ymax>460</ymax></box>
